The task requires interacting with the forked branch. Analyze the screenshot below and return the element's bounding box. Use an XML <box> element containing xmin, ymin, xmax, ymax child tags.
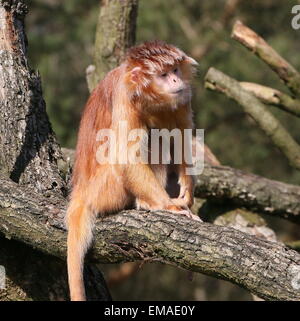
<box><xmin>205</xmin><ymin>67</ymin><xmax>300</xmax><ymax>170</ymax></box>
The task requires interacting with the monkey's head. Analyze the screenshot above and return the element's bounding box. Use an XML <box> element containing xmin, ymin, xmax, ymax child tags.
<box><xmin>125</xmin><ymin>41</ymin><xmax>198</xmax><ymax>109</ymax></box>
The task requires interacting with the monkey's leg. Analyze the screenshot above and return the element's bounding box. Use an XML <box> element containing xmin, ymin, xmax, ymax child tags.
<box><xmin>174</xmin><ymin>106</ymin><xmax>195</xmax><ymax>208</ymax></box>
<box><xmin>136</xmin><ymin>164</ymin><xmax>168</xmax><ymax>210</ymax></box>
<box><xmin>177</xmin><ymin>165</ymin><xmax>195</xmax><ymax>208</ymax></box>
<box><xmin>126</xmin><ymin>163</ymin><xmax>189</xmax><ymax>214</ymax></box>
<box><xmin>167</xmin><ymin>164</ymin><xmax>195</xmax><ymax>209</ymax></box>
<box><xmin>125</xmin><ymin>164</ymin><xmax>177</xmax><ymax>210</ymax></box>
<box><xmin>151</xmin><ymin>163</ymin><xmax>168</xmax><ymax>187</ymax></box>
<box><xmin>167</xmin><ymin>165</ymin><xmax>200</xmax><ymax>221</ymax></box>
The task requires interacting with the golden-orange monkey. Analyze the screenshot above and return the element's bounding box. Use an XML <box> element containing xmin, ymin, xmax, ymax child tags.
<box><xmin>66</xmin><ymin>41</ymin><xmax>199</xmax><ymax>301</ymax></box>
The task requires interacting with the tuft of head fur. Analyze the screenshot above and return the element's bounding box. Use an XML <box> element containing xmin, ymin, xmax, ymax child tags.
<box><xmin>126</xmin><ymin>41</ymin><xmax>187</xmax><ymax>74</ymax></box>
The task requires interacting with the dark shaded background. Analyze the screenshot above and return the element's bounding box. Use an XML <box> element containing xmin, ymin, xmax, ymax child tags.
<box><xmin>26</xmin><ymin>0</ymin><xmax>300</xmax><ymax>300</ymax></box>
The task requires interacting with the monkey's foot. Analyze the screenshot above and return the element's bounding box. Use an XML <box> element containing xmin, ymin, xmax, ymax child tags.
<box><xmin>136</xmin><ymin>200</ymin><xmax>201</xmax><ymax>221</ymax></box>
<box><xmin>169</xmin><ymin>208</ymin><xmax>202</xmax><ymax>222</ymax></box>
<box><xmin>166</xmin><ymin>202</ymin><xmax>201</xmax><ymax>222</ymax></box>
<box><xmin>177</xmin><ymin>210</ymin><xmax>202</xmax><ymax>222</ymax></box>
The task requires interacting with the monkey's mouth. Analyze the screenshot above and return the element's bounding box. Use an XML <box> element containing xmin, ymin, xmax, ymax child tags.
<box><xmin>171</xmin><ymin>88</ymin><xmax>185</xmax><ymax>95</ymax></box>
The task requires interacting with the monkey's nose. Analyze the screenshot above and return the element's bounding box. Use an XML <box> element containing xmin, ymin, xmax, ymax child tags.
<box><xmin>173</xmin><ymin>78</ymin><xmax>177</xmax><ymax>82</ymax></box>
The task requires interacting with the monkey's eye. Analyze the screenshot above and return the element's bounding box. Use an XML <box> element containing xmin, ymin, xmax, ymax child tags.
<box><xmin>173</xmin><ymin>68</ymin><xmax>178</xmax><ymax>73</ymax></box>
<box><xmin>161</xmin><ymin>72</ymin><xmax>168</xmax><ymax>78</ymax></box>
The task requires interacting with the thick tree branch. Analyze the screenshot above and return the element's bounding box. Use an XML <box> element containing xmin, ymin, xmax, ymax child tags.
<box><xmin>205</xmin><ymin>67</ymin><xmax>300</xmax><ymax>170</ymax></box>
<box><xmin>195</xmin><ymin>165</ymin><xmax>300</xmax><ymax>224</ymax></box>
<box><xmin>232</xmin><ymin>20</ymin><xmax>300</xmax><ymax>97</ymax></box>
<box><xmin>86</xmin><ymin>0</ymin><xmax>138</xmax><ymax>91</ymax></box>
<box><xmin>0</xmin><ymin>177</ymin><xmax>300</xmax><ymax>301</ymax></box>
<box><xmin>60</xmin><ymin>148</ymin><xmax>300</xmax><ymax>223</ymax></box>
<box><xmin>240</xmin><ymin>82</ymin><xmax>300</xmax><ymax>118</ymax></box>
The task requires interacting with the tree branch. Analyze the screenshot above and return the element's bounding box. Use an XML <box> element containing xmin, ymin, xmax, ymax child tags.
<box><xmin>240</xmin><ymin>82</ymin><xmax>300</xmax><ymax>118</ymax></box>
<box><xmin>86</xmin><ymin>0</ymin><xmax>138</xmax><ymax>91</ymax></box>
<box><xmin>0</xmin><ymin>177</ymin><xmax>300</xmax><ymax>301</ymax></box>
<box><xmin>232</xmin><ymin>20</ymin><xmax>300</xmax><ymax>97</ymax></box>
<box><xmin>204</xmin><ymin>67</ymin><xmax>300</xmax><ymax>170</ymax></box>
<box><xmin>60</xmin><ymin>148</ymin><xmax>300</xmax><ymax>223</ymax></box>
<box><xmin>195</xmin><ymin>165</ymin><xmax>300</xmax><ymax>224</ymax></box>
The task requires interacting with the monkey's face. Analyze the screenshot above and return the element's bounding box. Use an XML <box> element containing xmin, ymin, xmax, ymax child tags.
<box><xmin>149</xmin><ymin>64</ymin><xmax>191</xmax><ymax>107</ymax></box>
<box><xmin>152</xmin><ymin>65</ymin><xmax>186</xmax><ymax>96</ymax></box>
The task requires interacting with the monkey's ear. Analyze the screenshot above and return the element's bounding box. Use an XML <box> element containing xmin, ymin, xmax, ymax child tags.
<box><xmin>186</xmin><ymin>56</ymin><xmax>198</xmax><ymax>66</ymax></box>
<box><xmin>130</xmin><ymin>66</ymin><xmax>142</xmax><ymax>84</ymax></box>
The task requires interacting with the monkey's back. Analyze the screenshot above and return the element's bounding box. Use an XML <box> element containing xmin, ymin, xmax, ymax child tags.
<box><xmin>72</xmin><ymin>66</ymin><xmax>123</xmax><ymax>187</ymax></box>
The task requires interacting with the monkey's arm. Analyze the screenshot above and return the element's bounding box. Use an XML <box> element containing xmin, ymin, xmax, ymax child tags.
<box><xmin>125</xmin><ymin>163</ymin><xmax>180</xmax><ymax>211</ymax></box>
<box><xmin>175</xmin><ymin>104</ymin><xmax>195</xmax><ymax>208</ymax></box>
<box><xmin>177</xmin><ymin>165</ymin><xmax>195</xmax><ymax>208</ymax></box>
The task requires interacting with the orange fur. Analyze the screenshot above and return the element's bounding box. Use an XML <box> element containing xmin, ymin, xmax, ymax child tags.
<box><xmin>66</xmin><ymin>41</ymin><xmax>197</xmax><ymax>301</ymax></box>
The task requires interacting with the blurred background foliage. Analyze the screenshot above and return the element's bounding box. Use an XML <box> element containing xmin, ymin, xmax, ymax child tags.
<box><xmin>26</xmin><ymin>0</ymin><xmax>300</xmax><ymax>300</ymax></box>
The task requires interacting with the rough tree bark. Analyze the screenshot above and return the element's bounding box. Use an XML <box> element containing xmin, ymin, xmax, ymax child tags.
<box><xmin>0</xmin><ymin>1</ymin><xmax>65</xmax><ymax>195</ymax></box>
<box><xmin>195</xmin><ymin>165</ymin><xmax>300</xmax><ymax>224</ymax></box>
<box><xmin>0</xmin><ymin>236</ymin><xmax>111</xmax><ymax>301</ymax></box>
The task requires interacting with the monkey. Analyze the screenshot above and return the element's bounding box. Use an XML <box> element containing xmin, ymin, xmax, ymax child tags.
<box><xmin>66</xmin><ymin>41</ymin><xmax>199</xmax><ymax>301</ymax></box>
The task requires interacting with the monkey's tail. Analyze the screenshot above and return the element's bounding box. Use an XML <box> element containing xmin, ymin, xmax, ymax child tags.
<box><xmin>65</xmin><ymin>197</ymin><xmax>95</xmax><ymax>301</ymax></box>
